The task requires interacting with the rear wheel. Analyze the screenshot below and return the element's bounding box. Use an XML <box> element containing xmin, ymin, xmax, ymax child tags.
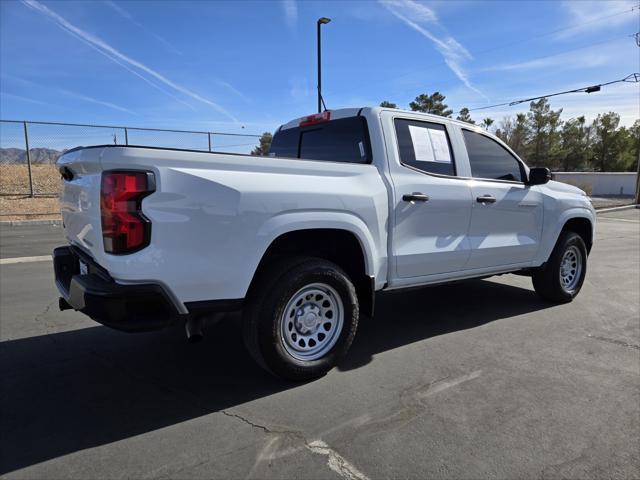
<box><xmin>532</xmin><ymin>231</ymin><xmax>587</xmax><ymax>303</ymax></box>
<box><xmin>243</xmin><ymin>256</ymin><xmax>359</xmax><ymax>381</ymax></box>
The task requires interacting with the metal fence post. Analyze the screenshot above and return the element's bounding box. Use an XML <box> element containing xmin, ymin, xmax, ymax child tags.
<box><xmin>634</xmin><ymin>151</ymin><xmax>640</xmax><ymax>205</ymax></box>
<box><xmin>23</xmin><ymin>121</ymin><xmax>34</xmax><ymax>198</ymax></box>
<box><xmin>124</xmin><ymin>127</ymin><xmax>129</xmax><ymax>146</ymax></box>
<box><xmin>208</xmin><ymin>132</ymin><xmax>212</xmax><ymax>152</ymax></box>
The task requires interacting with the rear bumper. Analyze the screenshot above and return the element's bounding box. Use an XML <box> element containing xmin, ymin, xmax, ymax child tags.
<box><xmin>53</xmin><ymin>246</ymin><xmax>180</xmax><ymax>332</ymax></box>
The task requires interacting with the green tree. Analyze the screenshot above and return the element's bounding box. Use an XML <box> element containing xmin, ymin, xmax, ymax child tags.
<box><xmin>559</xmin><ymin>116</ymin><xmax>591</xmax><ymax>171</ymax></box>
<box><xmin>481</xmin><ymin>118</ymin><xmax>494</xmax><ymax>131</ymax></box>
<box><xmin>380</xmin><ymin>101</ymin><xmax>398</xmax><ymax>108</ymax></box>
<box><xmin>526</xmin><ymin>98</ymin><xmax>563</xmax><ymax>168</ymax></box>
<box><xmin>496</xmin><ymin>113</ymin><xmax>530</xmax><ymax>159</ymax></box>
<box><xmin>592</xmin><ymin>113</ymin><xmax>622</xmax><ymax>171</ymax></box>
<box><xmin>251</xmin><ymin>132</ymin><xmax>273</xmax><ymax>156</ymax></box>
<box><xmin>592</xmin><ymin>114</ymin><xmax>637</xmax><ymax>172</ymax></box>
<box><xmin>409</xmin><ymin>92</ymin><xmax>453</xmax><ymax>117</ymax></box>
<box><xmin>456</xmin><ymin>107</ymin><xmax>475</xmax><ymax>124</ymax></box>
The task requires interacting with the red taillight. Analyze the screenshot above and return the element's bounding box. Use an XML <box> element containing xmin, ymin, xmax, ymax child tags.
<box><xmin>100</xmin><ymin>171</ymin><xmax>154</xmax><ymax>254</ymax></box>
<box><xmin>299</xmin><ymin>111</ymin><xmax>331</xmax><ymax>127</ymax></box>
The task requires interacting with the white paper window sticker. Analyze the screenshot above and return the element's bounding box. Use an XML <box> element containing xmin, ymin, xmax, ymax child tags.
<box><xmin>429</xmin><ymin>129</ymin><xmax>452</xmax><ymax>163</ymax></box>
<box><xmin>408</xmin><ymin>125</ymin><xmax>434</xmax><ymax>162</ymax></box>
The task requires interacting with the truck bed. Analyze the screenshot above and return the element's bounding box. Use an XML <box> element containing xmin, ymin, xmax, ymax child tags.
<box><xmin>57</xmin><ymin>145</ymin><xmax>389</xmax><ymax>309</ymax></box>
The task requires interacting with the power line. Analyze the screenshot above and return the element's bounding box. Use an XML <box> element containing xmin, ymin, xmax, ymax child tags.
<box><xmin>462</xmin><ymin>73</ymin><xmax>640</xmax><ymax>114</ymax></box>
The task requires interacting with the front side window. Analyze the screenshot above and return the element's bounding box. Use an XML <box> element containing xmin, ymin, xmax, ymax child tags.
<box><xmin>394</xmin><ymin>118</ymin><xmax>456</xmax><ymax>176</ymax></box>
<box><xmin>462</xmin><ymin>130</ymin><xmax>524</xmax><ymax>182</ymax></box>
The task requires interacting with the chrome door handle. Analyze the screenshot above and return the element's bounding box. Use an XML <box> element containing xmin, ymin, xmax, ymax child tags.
<box><xmin>476</xmin><ymin>195</ymin><xmax>496</xmax><ymax>204</ymax></box>
<box><xmin>402</xmin><ymin>193</ymin><xmax>430</xmax><ymax>202</ymax></box>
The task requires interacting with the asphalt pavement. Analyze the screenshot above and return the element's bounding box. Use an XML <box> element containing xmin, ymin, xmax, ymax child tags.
<box><xmin>0</xmin><ymin>210</ymin><xmax>638</xmax><ymax>479</ymax></box>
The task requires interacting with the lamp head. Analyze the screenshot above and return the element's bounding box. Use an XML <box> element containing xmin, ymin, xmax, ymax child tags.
<box><xmin>318</xmin><ymin>17</ymin><xmax>331</xmax><ymax>25</ymax></box>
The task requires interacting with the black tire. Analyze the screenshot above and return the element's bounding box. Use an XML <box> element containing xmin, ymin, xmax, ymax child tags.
<box><xmin>532</xmin><ymin>231</ymin><xmax>588</xmax><ymax>303</ymax></box>
<box><xmin>243</xmin><ymin>256</ymin><xmax>359</xmax><ymax>381</ymax></box>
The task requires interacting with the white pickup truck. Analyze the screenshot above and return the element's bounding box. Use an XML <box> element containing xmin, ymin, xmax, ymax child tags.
<box><xmin>54</xmin><ymin>107</ymin><xmax>595</xmax><ymax>380</ymax></box>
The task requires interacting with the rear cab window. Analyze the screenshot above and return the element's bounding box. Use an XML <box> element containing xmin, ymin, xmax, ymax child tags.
<box><xmin>269</xmin><ymin>116</ymin><xmax>372</xmax><ymax>164</ymax></box>
<box><xmin>394</xmin><ymin>118</ymin><xmax>456</xmax><ymax>176</ymax></box>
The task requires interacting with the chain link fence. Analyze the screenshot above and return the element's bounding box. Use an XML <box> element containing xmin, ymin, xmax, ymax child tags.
<box><xmin>0</xmin><ymin>120</ymin><xmax>262</xmax><ymax>197</ymax></box>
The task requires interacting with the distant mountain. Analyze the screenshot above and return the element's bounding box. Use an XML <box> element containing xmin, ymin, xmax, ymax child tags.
<box><xmin>0</xmin><ymin>148</ymin><xmax>64</xmax><ymax>164</ymax></box>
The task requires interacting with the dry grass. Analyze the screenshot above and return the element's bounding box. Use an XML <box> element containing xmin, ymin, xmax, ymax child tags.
<box><xmin>0</xmin><ymin>164</ymin><xmax>60</xmax><ymax>196</ymax></box>
<box><xmin>0</xmin><ymin>196</ymin><xmax>60</xmax><ymax>221</ymax></box>
<box><xmin>0</xmin><ymin>165</ymin><xmax>61</xmax><ymax>220</ymax></box>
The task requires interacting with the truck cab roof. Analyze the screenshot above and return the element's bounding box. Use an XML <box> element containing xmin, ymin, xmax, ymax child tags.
<box><xmin>278</xmin><ymin>106</ymin><xmax>489</xmax><ymax>135</ymax></box>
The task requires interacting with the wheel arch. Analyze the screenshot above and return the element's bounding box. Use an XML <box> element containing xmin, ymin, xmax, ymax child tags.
<box><xmin>534</xmin><ymin>208</ymin><xmax>595</xmax><ymax>266</ymax></box>
<box><xmin>248</xmin><ymin>225</ymin><xmax>377</xmax><ymax>318</ymax></box>
<box><xmin>561</xmin><ymin>217</ymin><xmax>594</xmax><ymax>254</ymax></box>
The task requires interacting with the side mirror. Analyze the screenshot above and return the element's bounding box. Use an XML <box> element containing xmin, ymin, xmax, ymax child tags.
<box><xmin>527</xmin><ymin>167</ymin><xmax>551</xmax><ymax>186</ymax></box>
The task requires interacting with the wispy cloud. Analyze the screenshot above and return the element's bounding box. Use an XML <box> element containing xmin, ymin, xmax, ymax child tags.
<box><xmin>289</xmin><ymin>76</ymin><xmax>312</xmax><ymax>101</ymax></box>
<box><xmin>21</xmin><ymin>0</ymin><xmax>237</xmax><ymax>121</ymax></box>
<box><xmin>103</xmin><ymin>0</ymin><xmax>182</xmax><ymax>55</ymax></box>
<box><xmin>56</xmin><ymin>88</ymin><xmax>138</xmax><ymax>115</ymax></box>
<box><xmin>2</xmin><ymin>75</ymin><xmax>138</xmax><ymax>115</ymax></box>
<box><xmin>556</xmin><ymin>0</ymin><xmax>638</xmax><ymax>40</ymax></box>
<box><xmin>483</xmin><ymin>40</ymin><xmax>625</xmax><ymax>73</ymax></box>
<box><xmin>0</xmin><ymin>91</ymin><xmax>57</xmax><ymax>108</ymax></box>
<box><xmin>282</xmin><ymin>0</ymin><xmax>298</xmax><ymax>29</ymax></box>
<box><xmin>379</xmin><ymin>0</ymin><xmax>486</xmax><ymax>100</ymax></box>
<box><xmin>214</xmin><ymin>79</ymin><xmax>252</xmax><ymax>104</ymax></box>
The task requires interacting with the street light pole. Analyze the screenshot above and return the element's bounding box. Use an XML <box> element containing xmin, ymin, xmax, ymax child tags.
<box><xmin>317</xmin><ymin>17</ymin><xmax>331</xmax><ymax>113</ymax></box>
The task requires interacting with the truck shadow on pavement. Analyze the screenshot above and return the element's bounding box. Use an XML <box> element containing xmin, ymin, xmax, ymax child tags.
<box><xmin>0</xmin><ymin>278</ymin><xmax>552</xmax><ymax>475</ymax></box>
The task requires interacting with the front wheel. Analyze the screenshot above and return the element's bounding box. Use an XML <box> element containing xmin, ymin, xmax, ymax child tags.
<box><xmin>243</xmin><ymin>256</ymin><xmax>359</xmax><ymax>381</ymax></box>
<box><xmin>532</xmin><ymin>231</ymin><xmax>588</xmax><ymax>303</ymax></box>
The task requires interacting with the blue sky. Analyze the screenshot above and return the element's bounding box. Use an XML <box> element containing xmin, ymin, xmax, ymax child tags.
<box><xmin>1</xmin><ymin>0</ymin><xmax>639</xmax><ymax>138</ymax></box>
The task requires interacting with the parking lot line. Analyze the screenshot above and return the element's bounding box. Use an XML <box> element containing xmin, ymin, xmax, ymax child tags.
<box><xmin>597</xmin><ymin>217</ymin><xmax>640</xmax><ymax>224</ymax></box>
<box><xmin>0</xmin><ymin>255</ymin><xmax>52</xmax><ymax>265</ymax></box>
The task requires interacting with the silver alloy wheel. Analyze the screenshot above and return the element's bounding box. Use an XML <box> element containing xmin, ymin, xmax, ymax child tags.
<box><xmin>280</xmin><ymin>283</ymin><xmax>344</xmax><ymax>361</ymax></box>
<box><xmin>559</xmin><ymin>245</ymin><xmax>583</xmax><ymax>293</ymax></box>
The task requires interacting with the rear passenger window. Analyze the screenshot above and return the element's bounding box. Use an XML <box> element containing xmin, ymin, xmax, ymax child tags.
<box><xmin>394</xmin><ymin>119</ymin><xmax>455</xmax><ymax>176</ymax></box>
<box><xmin>462</xmin><ymin>130</ymin><xmax>524</xmax><ymax>182</ymax></box>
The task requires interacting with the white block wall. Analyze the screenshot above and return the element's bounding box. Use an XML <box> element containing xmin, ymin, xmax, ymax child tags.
<box><xmin>552</xmin><ymin>172</ymin><xmax>638</xmax><ymax>196</ymax></box>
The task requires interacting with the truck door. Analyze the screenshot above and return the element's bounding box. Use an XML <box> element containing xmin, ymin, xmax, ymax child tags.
<box><xmin>387</xmin><ymin>116</ymin><xmax>474</xmax><ymax>279</ymax></box>
<box><xmin>460</xmin><ymin>129</ymin><xmax>543</xmax><ymax>269</ymax></box>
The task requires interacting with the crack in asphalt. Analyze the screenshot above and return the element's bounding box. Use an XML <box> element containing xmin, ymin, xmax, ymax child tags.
<box><xmin>219</xmin><ymin>410</ymin><xmax>305</xmax><ymax>440</ymax></box>
<box><xmin>587</xmin><ymin>334</ymin><xmax>640</xmax><ymax>350</ymax></box>
<box><xmin>219</xmin><ymin>410</ymin><xmax>370</xmax><ymax>480</ymax></box>
<box><xmin>58</xmin><ymin>343</ymin><xmax>368</xmax><ymax>480</ymax></box>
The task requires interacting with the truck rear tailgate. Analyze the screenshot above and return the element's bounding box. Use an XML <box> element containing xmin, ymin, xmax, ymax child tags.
<box><xmin>57</xmin><ymin>147</ymin><xmax>104</xmax><ymax>258</ymax></box>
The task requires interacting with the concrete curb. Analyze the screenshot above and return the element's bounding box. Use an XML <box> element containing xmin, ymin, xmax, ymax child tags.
<box><xmin>0</xmin><ymin>219</ymin><xmax>62</xmax><ymax>227</ymax></box>
<box><xmin>595</xmin><ymin>204</ymin><xmax>639</xmax><ymax>213</ymax></box>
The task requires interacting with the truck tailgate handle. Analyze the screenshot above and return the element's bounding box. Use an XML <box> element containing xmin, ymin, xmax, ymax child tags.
<box><xmin>402</xmin><ymin>193</ymin><xmax>430</xmax><ymax>202</ymax></box>
<box><xmin>476</xmin><ymin>195</ymin><xmax>497</xmax><ymax>204</ymax></box>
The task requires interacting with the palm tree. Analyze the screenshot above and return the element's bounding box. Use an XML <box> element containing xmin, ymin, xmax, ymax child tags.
<box><xmin>481</xmin><ymin>118</ymin><xmax>494</xmax><ymax>131</ymax></box>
